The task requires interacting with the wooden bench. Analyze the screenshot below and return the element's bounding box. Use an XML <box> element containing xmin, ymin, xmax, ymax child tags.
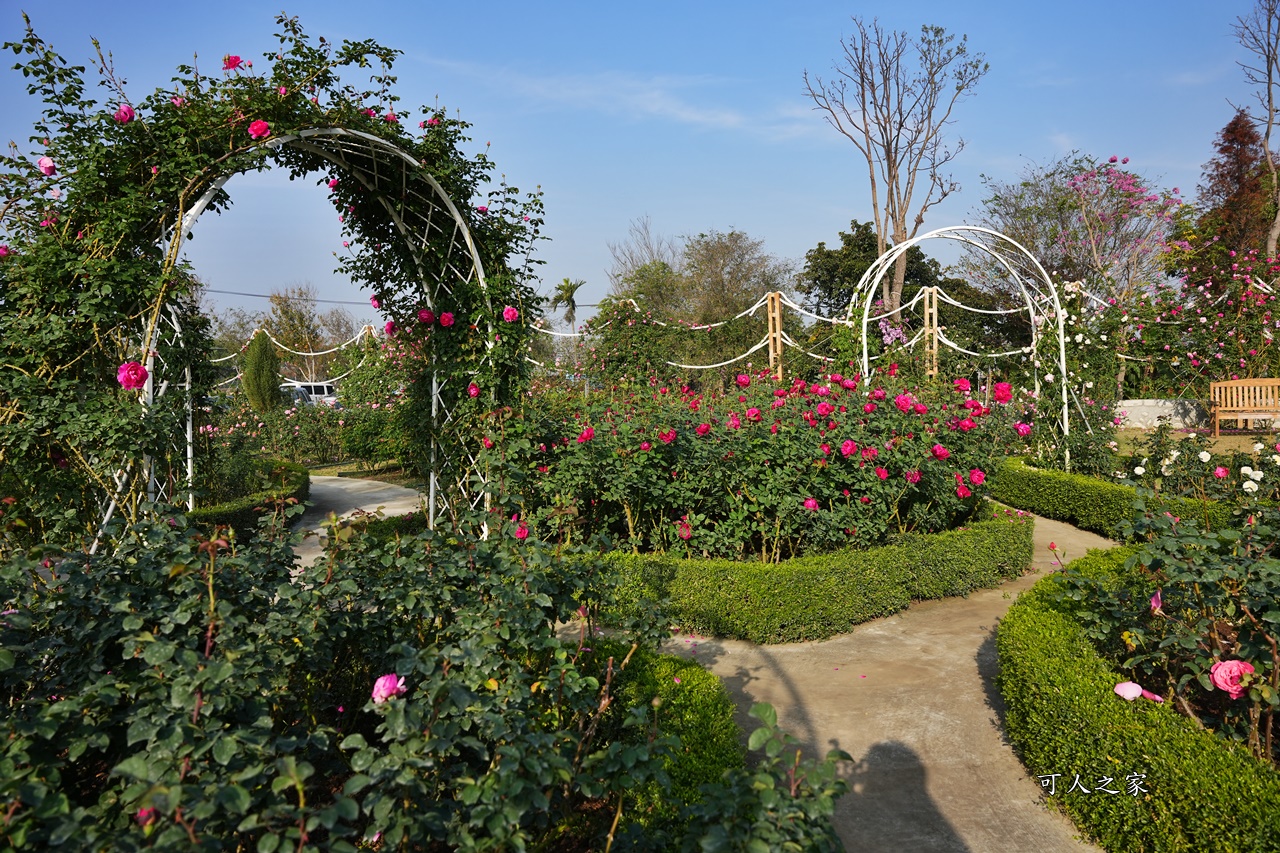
<box><xmin>1210</xmin><ymin>378</ymin><xmax>1280</xmax><ymax>436</ymax></box>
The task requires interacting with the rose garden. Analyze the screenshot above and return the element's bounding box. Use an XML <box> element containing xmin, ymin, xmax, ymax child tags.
<box><xmin>4</xmin><ymin>13</ymin><xmax>1280</xmax><ymax>853</ymax></box>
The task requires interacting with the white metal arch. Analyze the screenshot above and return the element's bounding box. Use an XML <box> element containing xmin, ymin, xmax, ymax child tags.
<box><xmin>847</xmin><ymin>225</ymin><xmax>1072</xmax><ymax>468</ymax></box>
<box><xmin>124</xmin><ymin>127</ymin><xmax>496</xmax><ymax>536</ymax></box>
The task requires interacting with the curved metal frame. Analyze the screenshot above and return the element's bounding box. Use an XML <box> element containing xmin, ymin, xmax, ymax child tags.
<box><xmin>104</xmin><ymin>126</ymin><xmax>493</xmax><ymax>540</ymax></box>
<box><xmin>847</xmin><ymin>225</ymin><xmax>1072</xmax><ymax>468</ymax></box>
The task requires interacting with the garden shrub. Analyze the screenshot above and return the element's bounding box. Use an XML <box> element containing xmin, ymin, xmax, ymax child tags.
<box><xmin>599</xmin><ymin>508</ymin><xmax>1034</xmax><ymax>644</ymax></box>
<box><xmin>997</xmin><ymin>546</ymin><xmax>1280</xmax><ymax>852</ymax></box>
<box><xmin>480</xmin><ymin>368</ymin><xmax>1029</xmax><ymax>560</ymax></box>
<box><xmin>185</xmin><ymin>460</ymin><xmax>310</xmax><ymax>534</ymax></box>
<box><xmin>0</xmin><ymin>507</ymin><xmax>847</xmax><ymax>851</ymax></box>
<box><xmin>989</xmin><ymin>456</ymin><xmax>1235</xmax><ymax>538</ymax></box>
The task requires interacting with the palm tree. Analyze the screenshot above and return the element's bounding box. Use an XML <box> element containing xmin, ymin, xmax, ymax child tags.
<box><xmin>550</xmin><ymin>277</ymin><xmax>585</xmax><ymax>329</ymax></box>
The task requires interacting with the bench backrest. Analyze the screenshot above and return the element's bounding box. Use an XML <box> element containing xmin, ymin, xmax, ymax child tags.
<box><xmin>1211</xmin><ymin>379</ymin><xmax>1280</xmax><ymax>410</ymax></box>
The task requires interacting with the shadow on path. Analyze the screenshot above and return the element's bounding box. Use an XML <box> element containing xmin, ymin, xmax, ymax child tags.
<box><xmin>840</xmin><ymin>741</ymin><xmax>971</xmax><ymax>853</ymax></box>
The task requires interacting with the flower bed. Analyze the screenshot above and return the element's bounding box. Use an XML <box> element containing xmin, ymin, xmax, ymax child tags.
<box><xmin>481</xmin><ymin>371</ymin><xmax>1027</xmax><ymax>559</ymax></box>
<box><xmin>997</xmin><ymin>546</ymin><xmax>1280</xmax><ymax>851</ymax></box>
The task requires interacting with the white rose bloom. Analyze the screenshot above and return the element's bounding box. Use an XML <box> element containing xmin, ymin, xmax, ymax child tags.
<box><xmin>1272</xmin><ymin>454</ymin><xmax>1280</xmax><ymax>466</ymax></box>
<box><xmin>1075</xmin><ymin>334</ymin><xmax>1084</xmax><ymax>343</ymax></box>
<box><xmin>1242</xmin><ymin>466</ymin><xmax>1255</xmax><ymax>478</ymax></box>
<box><xmin>1252</xmin><ymin>469</ymin><xmax>1265</xmax><ymax>482</ymax></box>
<box><xmin>1134</xmin><ymin>466</ymin><xmax>1146</xmax><ymax>476</ymax></box>
<box><xmin>1255</xmin><ymin>443</ymin><xmax>1265</xmax><ymax>452</ymax></box>
<box><xmin>1199</xmin><ymin>451</ymin><xmax>1212</xmax><ymax>463</ymax></box>
<box><xmin>1044</xmin><ymin>374</ymin><xmax>1055</xmax><ymax>382</ymax></box>
<box><xmin>1114</xmin><ymin>471</ymin><xmax>1127</xmax><ymax>479</ymax></box>
<box><xmin>1244</xmin><ymin>480</ymin><xmax>1260</xmax><ymax>493</ymax></box>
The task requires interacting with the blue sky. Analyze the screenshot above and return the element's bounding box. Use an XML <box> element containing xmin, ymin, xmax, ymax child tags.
<box><xmin>0</xmin><ymin>1</ymin><xmax>1255</xmax><ymax>328</ymax></box>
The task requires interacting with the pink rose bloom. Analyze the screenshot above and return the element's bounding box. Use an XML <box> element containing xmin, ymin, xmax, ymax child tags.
<box><xmin>384</xmin><ymin>111</ymin><xmax>398</xmax><ymax>123</ymax></box>
<box><xmin>418</xmin><ymin>308</ymin><xmax>435</xmax><ymax>324</ymax></box>
<box><xmin>515</xmin><ymin>522</ymin><xmax>529</xmax><ymax>540</ymax></box>
<box><xmin>248</xmin><ymin>120</ymin><xmax>271</xmax><ymax>140</ymax></box>
<box><xmin>875</xmin><ymin>466</ymin><xmax>888</xmax><ymax>480</ymax></box>
<box><xmin>1150</xmin><ymin>589</ymin><xmax>1163</xmax><ymax>615</ymax></box>
<box><xmin>736</xmin><ymin>373</ymin><xmax>751</xmax><ymax>388</ymax></box>
<box><xmin>870</xmin><ymin>388</ymin><xmax>886</xmax><ymax>401</ymax></box>
<box><xmin>840</xmin><ymin>439</ymin><xmax>857</xmax><ymax>457</ymax></box>
<box><xmin>1214</xmin><ymin>466</ymin><xmax>1228</xmax><ymax>479</ymax></box>
<box><xmin>815</xmin><ymin>385</ymin><xmax>831</xmax><ymax>397</ymax></box>
<box><xmin>371</xmin><ymin>673</ymin><xmax>406</xmax><ymax>704</ymax></box>
<box><xmin>842</xmin><ymin>378</ymin><xmax>858</xmax><ymax>390</ymax></box>
<box><xmin>863</xmin><ymin>402</ymin><xmax>877</xmax><ymax>414</ymax></box>
<box><xmin>502</xmin><ymin>305</ymin><xmax>519</xmax><ymax>322</ymax></box>
<box><xmin>993</xmin><ymin>382</ymin><xmax>1013</xmax><ymax>404</ymax></box>
<box><xmin>0</xmin><ymin>245</ymin><xmax>9</xmax><ymax>257</ymax></box>
<box><xmin>816</xmin><ymin>401</ymin><xmax>835</xmax><ymax>417</ymax></box>
<box><xmin>1014</xmin><ymin>422</ymin><xmax>1032</xmax><ymax>438</ymax></box>
<box><xmin>676</xmin><ymin>517</ymin><xmax>692</xmax><ymax>540</ymax></box>
<box><xmin>113</xmin><ymin>104</ymin><xmax>135</xmax><ymax>123</ymax></box>
<box><xmin>328</xmin><ymin>178</ymin><xmax>339</xmax><ymax>189</ymax></box>
<box><xmin>904</xmin><ymin>470</ymin><xmax>921</xmax><ymax>484</ymax></box>
<box><xmin>440</xmin><ymin>312</ymin><xmax>455</xmax><ymax>327</ymax></box>
<box><xmin>969</xmin><ymin>469</ymin><xmax>985</xmax><ymax>485</ymax></box>
<box><xmin>481</xmin><ymin>436</ymin><xmax>494</xmax><ymax>449</ymax></box>
<box><xmin>467</xmin><ymin>382</ymin><xmax>480</xmax><ymax>398</ymax></box>
<box><xmin>1210</xmin><ymin>659</ymin><xmax>1255</xmax><ymax>699</ymax></box>
<box><xmin>171</xmin><ymin>96</ymin><xmax>186</xmax><ymax>107</ymax></box>
<box><xmin>861</xmin><ymin>446</ymin><xmax>878</xmax><ymax>460</ymax></box>
<box><xmin>803</xmin><ymin>497</ymin><xmax>819</xmax><ymax>511</ymax></box>
<box><xmin>223</xmin><ymin>55</ymin><xmax>243</xmax><ymax>71</ymax></box>
<box><xmin>135</xmin><ymin>807</ymin><xmax>156</xmax><ymax>827</ymax></box>
<box><xmin>117</xmin><ymin>361</ymin><xmax>149</xmax><ymax>390</ymax></box>
<box><xmin>913</xmin><ymin>402</ymin><xmax>928</xmax><ymax>415</ymax></box>
<box><xmin>727</xmin><ymin>413</ymin><xmax>741</xmax><ymax>430</ymax></box>
<box><xmin>640</xmin><ymin>441</ymin><xmax>652</xmax><ymax>451</ymax></box>
<box><xmin>577</xmin><ymin>426</ymin><xmax>594</xmax><ymax>443</ymax></box>
<box><xmin>475</xmin><ymin>205</ymin><xmax>489</xmax><ymax>214</ymax></box>
<box><xmin>931</xmin><ymin>444</ymin><xmax>950</xmax><ymax>461</ymax></box>
<box><xmin>426</xmin><ymin>117</ymin><xmax>440</xmax><ymax>126</ymax></box>
<box><xmin>696</xmin><ymin>423</ymin><xmax>711</xmax><ymax>436</ymax></box>
<box><xmin>370</xmin><ymin>296</ymin><xmax>380</xmax><ymax>309</ymax></box>
<box><xmin>953</xmin><ymin>378</ymin><xmax>971</xmax><ymax>394</ymax></box>
<box><xmin>956</xmin><ymin>485</ymin><xmax>972</xmax><ymax>498</ymax></box>
<box><xmin>659</xmin><ymin>429</ymin><xmax>676</xmax><ymax>444</ymax></box>
<box><xmin>37</xmin><ymin>156</ymin><xmax>56</xmax><ymax>176</ymax></box>
<box><xmin>894</xmin><ymin>393</ymin><xmax>913</xmax><ymax>413</ymax></box>
<box><xmin>384</xmin><ymin>320</ymin><xmax>396</xmax><ymax>336</ymax></box>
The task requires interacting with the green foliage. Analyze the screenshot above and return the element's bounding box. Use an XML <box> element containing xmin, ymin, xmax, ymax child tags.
<box><xmin>0</xmin><ymin>507</ymin><xmax>847</xmax><ymax>850</ymax></box>
<box><xmin>596</xmin><ymin>509</ymin><xmax>1033</xmax><ymax>644</ymax></box>
<box><xmin>989</xmin><ymin>457</ymin><xmax>1235</xmax><ymax>539</ymax></box>
<box><xmin>241</xmin><ymin>331</ymin><xmax>282</xmax><ymax>415</ymax></box>
<box><xmin>997</xmin><ymin>546</ymin><xmax>1280</xmax><ymax>851</ymax></box>
<box><xmin>480</xmin><ymin>370</ymin><xmax>1026</xmax><ymax>560</ymax></box>
<box><xmin>185</xmin><ymin>461</ymin><xmax>310</xmax><ymax>535</ymax></box>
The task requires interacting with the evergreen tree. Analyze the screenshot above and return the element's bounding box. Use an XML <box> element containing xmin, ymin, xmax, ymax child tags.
<box><xmin>242</xmin><ymin>330</ymin><xmax>282</xmax><ymax>415</ymax></box>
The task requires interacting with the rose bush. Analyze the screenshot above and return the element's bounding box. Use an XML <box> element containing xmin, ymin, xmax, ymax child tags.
<box><xmin>478</xmin><ymin>367</ymin><xmax>1026</xmax><ymax>559</ymax></box>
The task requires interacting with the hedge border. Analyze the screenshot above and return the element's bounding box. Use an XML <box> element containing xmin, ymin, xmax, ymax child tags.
<box><xmin>988</xmin><ymin>457</ymin><xmax>1234</xmax><ymax>539</ymax></box>
<box><xmin>600</xmin><ymin>511</ymin><xmax>1035</xmax><ymax>644</ymax></box>
<box><xmin>996</xmin><ymin>546</ymin><xmax>1280</xmax><ymax>852</ymax></box>
<box><xmin>186</xmin><ymin>460</ymin><xmax>310</xmax><ymax>534</ymax></box>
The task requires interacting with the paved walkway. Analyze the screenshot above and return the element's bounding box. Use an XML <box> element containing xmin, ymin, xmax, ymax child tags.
<box><xmin>296</xmin><ymin>476</ymin><xmax>1114</xmax><ymax>851</ymax></box>
<box><xmin>291</xmin><ymin>475</ymin><xmax>425</xmax><ymax>567</ymax></box>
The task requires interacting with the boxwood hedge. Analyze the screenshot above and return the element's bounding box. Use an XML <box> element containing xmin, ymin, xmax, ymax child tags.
<box><xmin>997</xmin><ymin>547</ymin><xmax>1280</xmax><ymax>851</ymax></box>
<box><xmin>989</xmin><ymin>457</ymin><xmax>1233</xmax><ymax>539</ymax></box>
<box><xmin>186</xmin><ymin>460</ymin><xmax>310</xmax><ymax>534</ymax></box>
<box><xmin>599</xmin><ymin>512</ymin><xmax>1034</xmax><ymax>644</ymax></box>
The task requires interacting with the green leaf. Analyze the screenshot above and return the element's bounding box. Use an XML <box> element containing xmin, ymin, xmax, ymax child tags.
<box><xmin>213</xmin><ymin>736</ymin><xmax>237</xmax><ymax>766</ymax></box>
<box><xmin>143</xmin><ymin>641</ymin><xmax>176</xmax><ymax>665</ymax></box>
<box><xmin>747</xmin><ymin>728</ymin><xmax>771</xmax><ymax>752</ymax></box>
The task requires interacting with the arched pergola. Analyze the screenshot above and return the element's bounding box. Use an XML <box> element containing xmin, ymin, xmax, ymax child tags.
<box><xmin>848</xmin><ymin>225</ymin><xmax>1074</xmax><ymax>468</ymax></box>
<box><xmin>100</xmin><ymin>127</ymin><xmax>497</xmax><ymax>544</ymax></box>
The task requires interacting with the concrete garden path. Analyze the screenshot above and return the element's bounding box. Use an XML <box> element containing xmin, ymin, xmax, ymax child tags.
<box><xmin>294</xmin><ymin>475</ymin><xmax>1114</xmax><ymax>851</ymax></box>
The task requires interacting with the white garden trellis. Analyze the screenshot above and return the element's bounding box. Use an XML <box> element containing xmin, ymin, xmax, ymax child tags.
<box><xmin>96</xmin><ymin>127</ymin><xmax>496</xmax><ymax>549</ymax></box>
<box><xmin>849</xmin><ymin>225</ymin><xmax>1073</xmax><ymax>468</ymax></box>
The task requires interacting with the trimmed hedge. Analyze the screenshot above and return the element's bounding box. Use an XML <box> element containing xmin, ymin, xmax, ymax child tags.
<box><xmin>600</xmin><ymin>513</ymin><xmax>1035</xmax><ymax>644</ymax></box>
<box><xmin>598</xmin><ymin>641</ymin><xmax>745</xmax><ymax>836</ymax></box>
<box><xmin>989</xmin><ymin>457</ymin><xmax>1234</xmax><ymax>539</ymax></box>
<box><xmin>187</xmin><ymin>460</ymin><xmax>310</xmax><ymax>535</ymax></box>
<box><xmin>997</xmin><ymin>547</ymin><xmax>1280</xmax><ymax>852</ymax></box>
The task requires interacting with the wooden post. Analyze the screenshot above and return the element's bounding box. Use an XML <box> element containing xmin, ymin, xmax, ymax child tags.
<box><xmin>923</xmin><ymin>286</ymin><xmax>939</xmax><ymax>379</ymax></box>
<box><xmin>767</xmin><ymin>291</ymin><xmax>784</xmax><ymax>381</ymax></box>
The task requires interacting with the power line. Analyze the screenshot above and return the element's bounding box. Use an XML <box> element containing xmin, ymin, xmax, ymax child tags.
<box><xmin>202</xmin><ymin>288</ymin><xmax>372</xmax><ymax>306</ymax></box>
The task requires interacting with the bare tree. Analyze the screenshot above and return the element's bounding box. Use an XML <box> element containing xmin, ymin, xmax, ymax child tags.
<box><xmin>1235</xmin><ymin>0</ymin><xmax>1280</xmax><ymax>260</ymax></box>
<box><xmin>804</xmin><ymin>19</ymin><xmax>988</xmax><ymax>316</ymax></box>
<box><xmin>606</xmin><ymin>215</ymin><xmax>682</xmax><ymax>292</ymax></box>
